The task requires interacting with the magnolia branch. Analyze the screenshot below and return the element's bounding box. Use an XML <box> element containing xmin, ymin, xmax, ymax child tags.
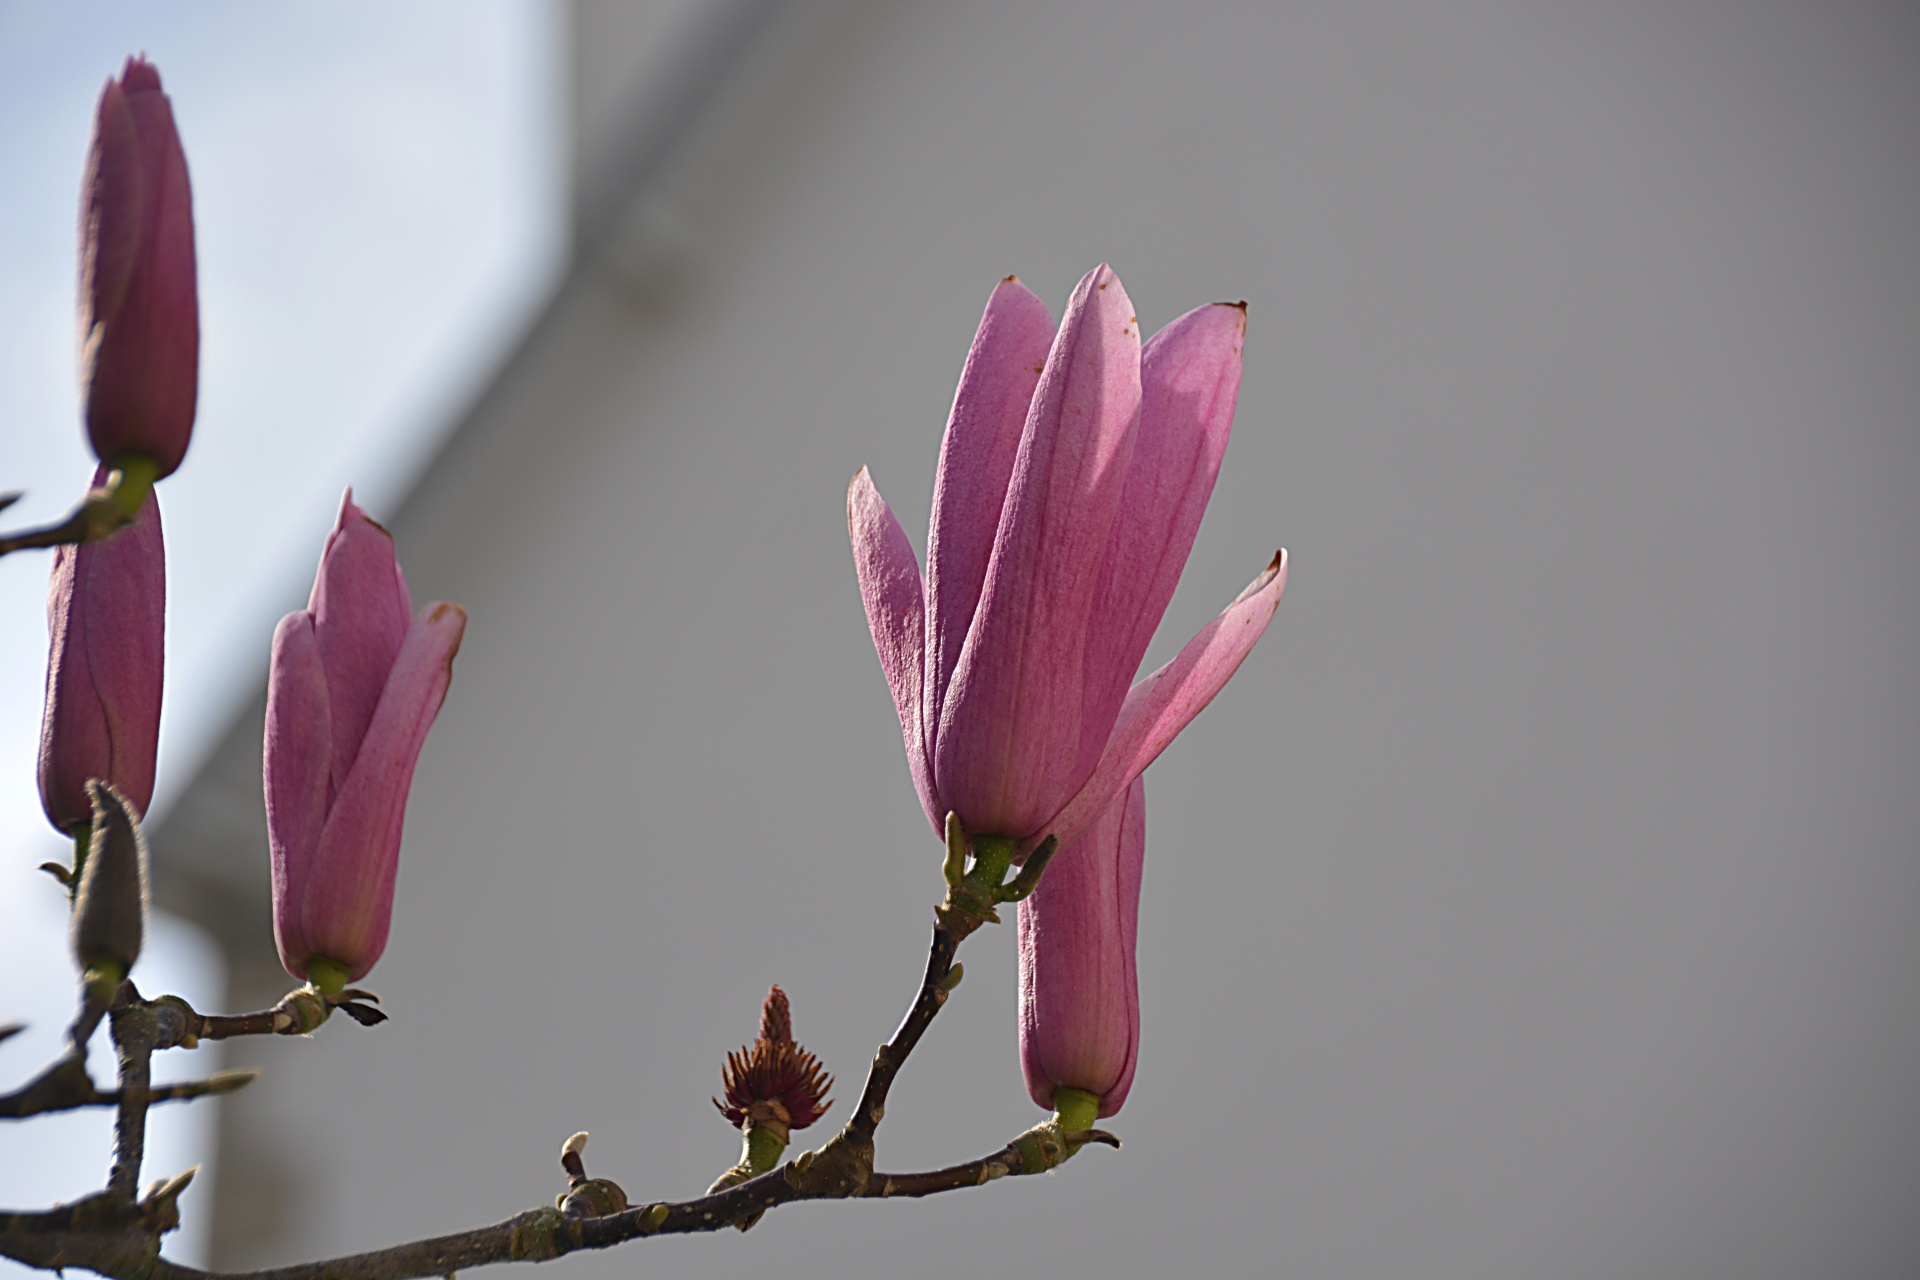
<box><xmin>0</xmin><ymin>842</ymin><xmax>1112</xmax><ymax>1280</ymax></box>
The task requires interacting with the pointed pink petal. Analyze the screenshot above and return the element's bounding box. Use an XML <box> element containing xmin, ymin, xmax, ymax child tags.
<box><xmin>1043</xmin><ymin>551</ymin><xmax>1287</xmax><ymax>852</ymax></box>
<box><xmin>309</xmin><ymin>490</ymin><xmax>412</xmax><ymax>802</ymax></box>
<box><xmin>302</xmin><ymin>601</ymin><xmax>465</xmax><ymax>981</ymax></box>
<box><xmin>1077</xmin><ymin>303</ymin><xmax>1246</xmax><ymax>777</ymax></box>
<box><xmin>924</xmin><ymin>276</ymin><xmax>1055</xmax><ymax>757</ymax></box>
<box><xmin>848</xmin><ymin>468</ymin><xmax>937</xmax><ymax>829</ymax></box>
<box><xmin>937</xmin><ymin>264</ymin><xmax>1143</xmax><ymax>837</ymax></box>
<box><xmin>263</xmin><ymin>611</ymin><xmax>332</xmax><ymax>978</ymax></box>
<box><xmin>1018</xmin><ymin>775</ymin><xmax>1145</xmax><ymax>1116</ymax></box>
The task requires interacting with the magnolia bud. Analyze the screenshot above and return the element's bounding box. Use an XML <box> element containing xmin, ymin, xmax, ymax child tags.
<box><xmin>1017</xmin><ymin>776</ymin><xmax>1146</xmax><ymax>1119</ymax></box>
<box><xmin>79</xmin><ymin>58</ymin><xmax>198</xmax><ymax>477</ymax></box>
<box><xmin>39</xmin><ymin>468</ymin><xmax>165</xmax><ymax>836</ymax></box>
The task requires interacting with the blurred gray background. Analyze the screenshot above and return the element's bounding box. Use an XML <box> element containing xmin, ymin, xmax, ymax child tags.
<box><xmin>16</xmin><ymin>2</ymin><xmax>1920</xmax><ymax>1278</ymax></box>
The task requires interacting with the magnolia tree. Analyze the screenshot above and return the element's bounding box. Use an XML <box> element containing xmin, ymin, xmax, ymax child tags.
<box><xmin>0</xmin><ymin>61</ymin><xmax>1287</xmax><ymax>1280</ymax></box>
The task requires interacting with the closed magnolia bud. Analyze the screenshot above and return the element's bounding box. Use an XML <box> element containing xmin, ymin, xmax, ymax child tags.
<box><xmin>1017</xmin><ymin>775</ymin><xmax>1145</xmax><ymax>1119</ymax></box>
<box><xmin>39</xmin><ymin>468</ymin><xmax>165</xmax><ymax>835</ymax></box>
<box><xmin>265</xmin><ymin>492</ymin><xmax>465</xmax><ymax>986</ymax></box>
<box><xmin>80</xmin><ymin>57</ymin><xmax>198</xmax><ymax>477</ymax></box>
<box><xmin>72</xmin><ymin>781</ymin><xmax>150</xmax><ymax>977</ymax></box>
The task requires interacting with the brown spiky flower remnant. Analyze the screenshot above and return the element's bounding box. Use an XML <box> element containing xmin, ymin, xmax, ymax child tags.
<box><xmin>714</xmin><ymin>986</ymin><xmax>833</xmax><ymax>1143</ymax></box>
<box><xmin>708</xmin><ymin>986</ymin><xmax>833</xmax><ymax>1198</ymax></box>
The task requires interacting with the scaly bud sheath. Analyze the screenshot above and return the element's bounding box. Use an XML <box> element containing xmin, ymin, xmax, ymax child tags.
<box><xmin>80</xmin><ymin>58</ymin><xmax>198</xmax><ymax>478</ymax></box>
<box><xmin>1017</xmin><ymin>776</ymin><xmax>1146</xmax><ymax>1119</ymax></box>
<box><xmin>266</xmin><ymin>491</ymin><xmax>465</xmax><ymax>984</ymax></box>
<box><xmin>554</xmin><ymin>1132</ymin><xmax>628</xmax><ymax>1218</ymax></box>
<box><xmin>38</xmin><ymin>467</ymin><xmax>164</xmax><ymax>837</ymax></box>
<box><xmin>850</xmin><ymin>267</ymin><xmax>1285</xmax><ymax>855</ymax></box>
<box><xmin>72</xmin><ymin>781</ymin><xmax>150</xmax><ymax>981</ymax></box>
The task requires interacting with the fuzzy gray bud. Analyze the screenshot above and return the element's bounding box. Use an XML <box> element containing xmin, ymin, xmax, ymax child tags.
<box><xmin>71</xmin><ymin>780</ymin><xmax>149</xmax><ymax>975</ymax></box>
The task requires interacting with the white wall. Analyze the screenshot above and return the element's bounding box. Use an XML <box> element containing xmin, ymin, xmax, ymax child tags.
<box><xmin>164</xmin><ymin>3</ymin><xmax>1920</xmax><ymax>1277</ymax></box>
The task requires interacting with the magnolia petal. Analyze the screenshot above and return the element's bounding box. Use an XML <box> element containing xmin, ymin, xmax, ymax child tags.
<box><xmin>937</xmin><ymin>264</ymin><xmax>1143</xmax><ymax>837</ymax></box>
<box><xmin>301</xmin><ymin>601</ymin><xmax>466</xmax><ymax>981</ymax></box>
<box><xmin>38</xmin><ymin>475</ymin><xmax>165</xmax><ymax>832</ymax></box>
<box><xmin>309</xmin><ymin>490</ymin><xmax>413</xmax><ymax>802</ymax></box>
<box><xmin>1077</xmin><ymin>303</ymin><xmax>1246</xmax><ymax>778</ymax></box>
<box><xmin>1044</xmin><ymin>550</ymin><xmax>1287</xmax><ymax>852</ymax></box>
<box><xmin>848</xmin><ymin>468</ymin><xmax>937</xmax><ymax>829</ymax></box>
<box><xmin>923</xmin><ymin>276</ymin><xmax>1055</xmax><ymax>755</ymax></box>
<box><xmin>263</xmin><ymin>611</ymin><xmax>332</xmax><ymax>977</ymax></box>
<box><xmin>1018</xmin><ymin>775</ymin><xmax>1145</xmax><ymax>1116</ymax></box>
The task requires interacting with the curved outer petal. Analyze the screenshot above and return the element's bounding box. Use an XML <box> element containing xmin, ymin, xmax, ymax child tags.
<box><xmin>38</xmin><ymin>476</ymin><xmax>165</xmax><ymax>832</ymax></box>
<box><xmin>81</xmin><ymin>58</ymin><xmax>197</xmax><ymax>477</ymax></box>
<box><xmin>309</xmin><ymin>491</ymin><xmax>413</xmax><ymax>805</ymax></box>
<box><xmin>299</xmin><ymin>601</ymin><xmax>465</xmax><ymax>981</ymax></box>
<box><xmin>1018</xmin><ymin>775</ymin><xmax>1145</xmax><ymax>1117</ymax></box>
<box><xmin>923</xmin><ymin>277</ymin><xmax>1055</xmax><ymax>772</ymax></box>
<box><xmin>1042</xmin><ymin>550</ymin><xmax>1287</xmax><ymax>853</ymax></box>
<box><xmin>1076</xmin><ymin>303</ymin><xmax>1245</xmax><ymax>780</ymax></box>
<box><xmin>936</xmin><ymin>264</ymin><xmax>1142</xmax><ymax>837</ymax></box>
<box><xmin>848</xmin><ymin>468</ymin><xmax>936</xmax><ymax>829</ymax></box>
<box><xmin>264</xmin><ymin>612</ymin><xmax>332</xmax><ymax>978</ymax></box>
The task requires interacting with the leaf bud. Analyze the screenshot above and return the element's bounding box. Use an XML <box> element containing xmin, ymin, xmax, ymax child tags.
<box><xmin>70</xmin><ymin>780</ymin><xmax>149</xmax><ymax>978</ymax></box>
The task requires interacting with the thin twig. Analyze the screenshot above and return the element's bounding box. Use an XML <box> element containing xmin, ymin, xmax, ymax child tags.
<box><xmin>0</xmin><ymin>505</ymin><xmax>93</xmax><ymax>557</ymax></box>
<box><xmin>0</xmin><ymin>1053</ymin><xmax>258</xmax><ymax>1120</ymax></box>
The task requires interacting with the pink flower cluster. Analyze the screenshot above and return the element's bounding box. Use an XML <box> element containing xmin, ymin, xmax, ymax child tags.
<box><xmin>33</xmin><ymin>56</ymin><xmax>1288</xmax><ymax>1132</ymax></box>
<box><xmin>36</xmin><ymin>61</ymin><xmax>465</xmax><ymax>997</ymax></box>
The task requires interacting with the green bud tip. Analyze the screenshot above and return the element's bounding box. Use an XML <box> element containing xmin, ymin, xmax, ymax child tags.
<box><xmin>942</xmin><ymin>812</ymin><xmax>968</xmax><ymax>887</ymax></box>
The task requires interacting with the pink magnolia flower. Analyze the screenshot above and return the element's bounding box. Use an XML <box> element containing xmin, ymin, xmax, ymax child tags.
<box><xmin>265</xmin><ymin>493</ymin><xmax>466</xmax><ymax>985</ymax></box>
<box><xmin>38</xmin><ymin>467</ymin><xmax>165</xmax><ymax>835</ymax></box>
<box><xmin>1018</xmin><ymin>775</ymin><xmax>1145</xmax><ymax>1118</ymax></box>
<box><xmin>849</xmin><ymin>265</ymin><xmax>1286</xmax><ymax>849</ymax></box>
<box><xmin>79</xmin><ymin>57</ymin><xmax>198</xmax><ymax>478</ymax></box>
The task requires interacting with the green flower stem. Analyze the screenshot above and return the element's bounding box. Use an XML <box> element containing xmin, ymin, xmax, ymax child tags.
<box><xmin>967</xmin><ymin>835</ymin><xmax>1016</xmax><ymax>893</ymax></box>
<box><xmin>305</xmin><ymin>956</ymin><xmax>351</xmax><ymax>1000</ymax></box>
<box><xmin>106</xmin><ymin>455</ymin><xmax>159</xmax><ymax>520</ymax></box>
<box><xmin>1052</xmin><ymin>1086</ymin><xmax>1100</xmax><ymax>1136</ymax></box>
<box><xmin>742</xmin><ymin>1125</ymin><xmax>787</xmax><ymax>1176</ymax></box>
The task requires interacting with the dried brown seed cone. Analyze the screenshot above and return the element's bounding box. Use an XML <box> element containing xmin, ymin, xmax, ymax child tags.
<box><xmin>714</xmin><ymin>985</ymin><xmax>832</xmax><ymax>1132</ymax></box>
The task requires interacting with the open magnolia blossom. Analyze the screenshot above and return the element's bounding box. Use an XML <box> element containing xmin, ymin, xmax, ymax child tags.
<box><xmin>850</xmin><ymin>264</ymin><xmax>1286</xmax><ymax>851</ymax></box>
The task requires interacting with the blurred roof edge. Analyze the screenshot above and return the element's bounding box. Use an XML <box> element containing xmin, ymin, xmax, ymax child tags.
<box><xmin>150</xmin><ymin>0</ymin><xmax>791</xmax><ymax>957</ymax></box>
